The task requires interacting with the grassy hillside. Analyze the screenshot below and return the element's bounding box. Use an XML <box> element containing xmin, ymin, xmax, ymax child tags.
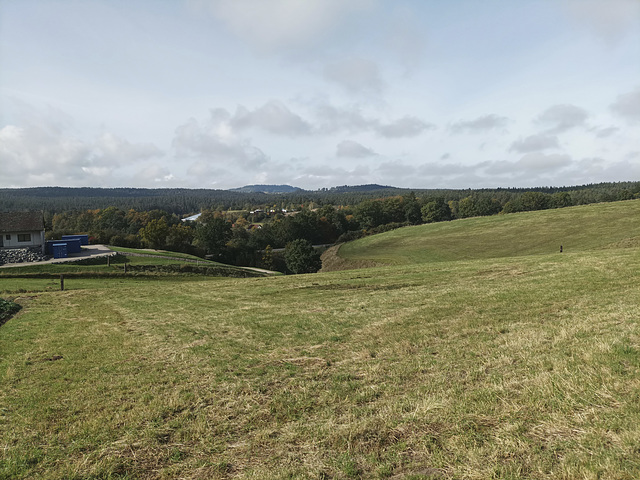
<box><xmin>333</xmin><ymin>200</ymin><xmax>640</xmax><ymax>268</ymax></box>
<box><xmin>2</xmin><ymin>244</ymin><xmax>640</xmax><ymax>478</ymax></box>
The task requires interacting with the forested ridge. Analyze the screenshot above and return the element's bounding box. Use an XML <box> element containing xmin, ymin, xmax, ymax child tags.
<box><xmin>1</xmin><ymin>182</ymin><xmax>638</xmax><ymax>214</ymax></box>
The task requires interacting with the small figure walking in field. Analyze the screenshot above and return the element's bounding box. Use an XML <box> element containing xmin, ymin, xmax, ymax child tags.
<box><xmin>560</xmin><ymin>245</ymin><xmax>563</xmax><ymax>253</ymax></box>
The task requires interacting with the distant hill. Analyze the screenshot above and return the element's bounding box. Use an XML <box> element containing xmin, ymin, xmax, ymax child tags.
<box><xmin>230</xmin><ymin>185</ymin><xmax>304</xmax><ymax>194</ymax></box>
<box><xmin>326</xmin><ymin>184</ymin><xmax>401</xmax><ymax>193</ymax></box>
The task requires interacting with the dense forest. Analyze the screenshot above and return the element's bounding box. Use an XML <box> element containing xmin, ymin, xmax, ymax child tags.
<box><xmin>1</xmin><ymin>182</ymin><xmax>638</xmax><ymax>273</ymax></box>
<box><xmin>1</xmin><ymin>182</ymin><xmax>638</xmax><ymax>214</ymax></box>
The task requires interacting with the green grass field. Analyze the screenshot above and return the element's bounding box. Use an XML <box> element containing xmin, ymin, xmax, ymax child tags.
<box><xmin>334</xmin><ymin>200</ymin><xmax>640</xmax><ymax>267</ymax></box>
<box><xmin>1</xmin><ymin>201</ymin><xmax>639</xmax><ymax>479</ymax></box>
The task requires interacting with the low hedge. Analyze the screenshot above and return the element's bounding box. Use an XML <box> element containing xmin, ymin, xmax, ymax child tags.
<box><xmin>125</xmin><ymin>263</ymin><xmax>266</xmax><ymax>277</ymax></box>
<box><xmin>0</xmin><ymin>264</ymin><xmax>266</xmax><ymax>279</ymax></box>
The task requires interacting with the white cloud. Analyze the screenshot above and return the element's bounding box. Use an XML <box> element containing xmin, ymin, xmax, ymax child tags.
<box><xmin>372</xmin><ymin>160</ymin><xmax>420</xmax><ymax>185</ymax></box>
<box><xmin>323</xmin><ymin>57</ymin><xmax>385</xmax><ymax>94</ymax></box>
<box><xmin>172</xmin><ymin>116</ymin><xmax>269</xmax><ymax>169</ymax></box>
<box><xmin>0</xmin><ymin>120</ymin><xmax>160</xmax><ymax>187</ymax></box>
<box><xmin>416</xmin><ymin>162</ymin><xmax>469</xmax><ymax>176</ymax></box>
<box><xmin>336</xmin><ymin>140</ymin><xmax>377</xmax><ymax>158</ymax></box>
<box><xmin>449</xmin><ymin>114</ymin><xmax>509</xmax><ymax>134</ymax></box>
<box><xmin>193</xmin><ymin>0</ymin><xmax>376</xmax><ymax>52</ymax></box>
<box><xmin>312</xmin><ymin>101</ymin><xmax>434</xmax><ymax>138</ymax></box>
<box><xmin>230</xmin><ymin>100</ymin><xmax>312</xmax><ymax>136</ymax></box>
<box><xmin>92</xmin><ymin>132</ymin><xmax>161</xmax><ymax>166</ymax></box>
<box><xmin>479</xmin><ymin>153</ymin><xmax>572</xmax><ymax>177</ymax></box>
<box><xmin>567</xmin><ymin>157</ymin><xmax>640</xmax><ymax>184</ymax></box>
<box><xmin>314</xmin><ymin>103</ymin><xmax>376</xmax><ymax>134</ymax></box>
<box><xmin>186</xmin><ymin>160</ymin><xmax>230</xmax><ymax>178</ymax></box>
<box><xmin>610</xmin><ymin>87</ymin><xmax>640</xmax><ymax>123</ymax></box>
<box><xmin>383</xmin><ymin>6</ymin><xmax>427</xmax><ymax>74</ymax></box>
<box><xmin>0</xmin><ymin>124</ymin><xmax>86</xmax><ymax>176</ymax></box>
<box><xmin>517</xmin><ymin>153</ymin><xmax>572</xmax><ymax>172</ymax></box>
<box><xmin>200</xmin><ymin>99</ymin><xmax>434</xmax><ymax>140</ymax></box>
<box><xmin>376</xmin><ymin>160</ymin><xmax>416</xmax><ymax>177</ymax></box>
<box><xmin>536</xmin><ymin>104</ymin><xmax>589</xmax><ymax>133</ymax></box>
<box><xmin>133</xmin><ymin>164</ymin><xmax>178</xmax><ymax>184</ymax></box>
<box><xmin>375</xmin><ymin>115</ymin><xmax>435</xmax><ymax>138</ymax></box>
<box><xmin>563</xmin><ymin>0</ymin><xmax>640</xmax><ymax>44</ymax></box>
<box><xmin>588</xmin><ymin>126</ymin><xmax>620</xmax><ymax>138</ymax></box>
<box><xmin>509</xmin><ymin>134</ymin><xmax>560</xmax><ymax>153</ymax></box>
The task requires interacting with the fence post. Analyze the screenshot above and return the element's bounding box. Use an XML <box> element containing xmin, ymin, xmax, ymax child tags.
<box><xmin>60</xmin><ymin>274</ymin><xmax>64</xmax><ymax>291</ymax></box>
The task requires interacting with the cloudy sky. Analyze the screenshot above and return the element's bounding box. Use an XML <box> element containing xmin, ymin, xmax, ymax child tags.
<box><xmin>1</xmin><ymin>0</ymin><xmax>639</xmax><ymax>190</ymax></box>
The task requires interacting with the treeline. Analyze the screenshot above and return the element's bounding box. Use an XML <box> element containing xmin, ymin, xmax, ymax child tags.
<box><xmin>1</xmin><ymin>182</ymin><xmax>638</xmax><ymax>216</ymax></box>
<box><xmin>47</xmin><ymin>206</ymin><xmax>354</xmax><ymax>270</ymax></box>
<box><xmin>44</xmin><ymin>182</ymin><xmax>640</xmax><ymax>273</ymax></box>
<box><xmin>0</xmin><ymin>187</ymin><xmax>266</xmax><ymax>214</ymax></box>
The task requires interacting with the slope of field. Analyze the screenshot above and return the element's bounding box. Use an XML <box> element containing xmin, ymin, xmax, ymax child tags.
<box><xmin>331</xmin><ymin>200</ymin><xmax>640</xmax><ymax>268</ymax></box>
<box><xmin>1</xmin><ymin>244</ymin><xmax>639</xmax><ymax>478</ymax></box>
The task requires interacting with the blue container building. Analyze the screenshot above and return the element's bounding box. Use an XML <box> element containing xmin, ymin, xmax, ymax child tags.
<box><xmin>52</xmin><ymin>243</ymin><xmax>68</xmax><ymax>259</ymax></box>
<box><xmin>64</xmin><ymin>239</ymin><xmax>82</xmax><ymax>253</ymax></box>
<box><xmin>62</xmin><ymin>234</ymin><xmax>89</xmax><ymax>245</ymax></box>
<box><xmin>46</xmin><ymin>239</ymin><xmax>82</xmax><ymax>255</ymax></box>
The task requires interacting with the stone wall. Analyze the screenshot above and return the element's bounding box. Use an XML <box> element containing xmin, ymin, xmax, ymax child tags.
<box><xmin>0</xmin><ymin>247</ymin><xmax>49</xmax><ymax>266</ymax></box>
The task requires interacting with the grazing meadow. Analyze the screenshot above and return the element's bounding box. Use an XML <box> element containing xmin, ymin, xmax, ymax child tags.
<box><xmin>333</xmin><ymin>200</ymin><xmax>640</xmax><ymax>267</ymax></box>
<box><xmin>1</xmin><ymin>200</ymin><xmax>639</xmax><ymax>479</ymax></box>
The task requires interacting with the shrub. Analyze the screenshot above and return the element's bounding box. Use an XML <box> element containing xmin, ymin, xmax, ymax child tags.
<box><xmin>284</xmin><ymin>239</ymin><xmax>322</xmax><ymax>274</ymax></box>
<box><xmin>369</xmin><ymin>222</ymin><xmax>409</xmax><ymax>234</ymax></box>
<box><xmin>337</xmin><ymin>230</ymin><xmax>366</xmax><ymax>243</ymax></box>
<box><xmin>0</xmin><ymin>297</ymin><xmax>21</xmax><ymax>324</ymax></box>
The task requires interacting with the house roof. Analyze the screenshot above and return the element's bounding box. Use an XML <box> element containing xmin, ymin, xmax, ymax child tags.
<box><xmin>0</xmin><ymin>211</ymin><xmax>45</xmax><ymax>233</ymax></box>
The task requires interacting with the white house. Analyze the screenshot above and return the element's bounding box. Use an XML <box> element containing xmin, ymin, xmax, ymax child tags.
<box><xmin>0</xmin><ymin>211</ymin><xmax>46</xmax><ymax>253</ymax></box>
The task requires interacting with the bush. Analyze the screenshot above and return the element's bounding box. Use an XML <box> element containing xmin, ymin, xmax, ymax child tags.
<box><xmin>71</xmin><ymin>253</ymin><xmax>127</xmax><ymax>266</ymax></box>
<box><xmin>284</xmin><ymin>239</ymin><xmax>322</xmax><ymax>274</ymax></box>
<box><xmin>0</xmin><ymin>297</ymin><xmax>21</xmax><ymax>324</ymax></box>
<box><xmin>109</xmin><ymin>235</ymin><xmax>127</xmax><ymax>247</ymax></box>
<box><xmin>369</xmin><ymin>222</ymin><xmax>409</xmax><ymax>234</ymax></box>
<box><xmin>336</xmin><ymin>222</ymin><xmax>409</xmax><ymax>244</ymax></box>
<box><xmin>337</xmin><ymin>230</ymin><xmax>366</xmax><ymax>243</ymax></box>
<box><xmin>123</xmin><ymin>263</ymin><xmax>266</xmax><ymax>278</ymax></box>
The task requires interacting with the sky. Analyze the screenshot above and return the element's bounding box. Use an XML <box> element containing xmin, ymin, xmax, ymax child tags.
<box><xmin>1</xmin><ymin>0</ymin><xmax>639</xmax><ymax>190</ymax></box>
